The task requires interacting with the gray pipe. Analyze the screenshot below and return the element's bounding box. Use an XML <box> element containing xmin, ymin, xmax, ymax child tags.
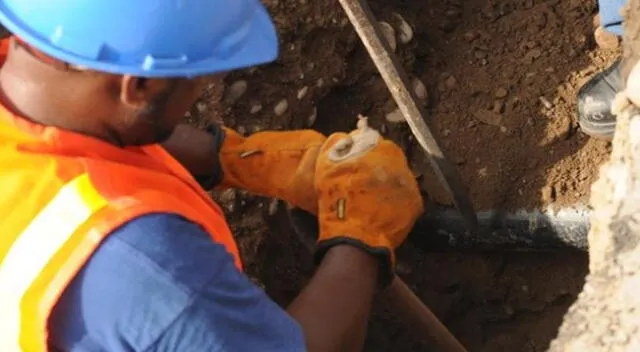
<box><xmin>411</xmin><ymin>205</ymin><xmax>590</xmax><ymax>251</ymax></box>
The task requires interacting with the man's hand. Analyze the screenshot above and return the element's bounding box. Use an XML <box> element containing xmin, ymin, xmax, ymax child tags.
<box><xmin>217</xmin><ymin>127</ymin><xmax>325</xmax><ymax>214</ymax></box>
<box><xmin>162</xmin><ymin>124</ymin><xmax>325</xmax><ymax>214</ymax></box>
<box><xmin>313</xmin><ymin>121</ymin><xmax>424</xmax><ymax>284</ymax></box>
<box><xmin>287</xmin><ymin>119</ymin><xmax>423</xmax><ymax>352</ymax></box>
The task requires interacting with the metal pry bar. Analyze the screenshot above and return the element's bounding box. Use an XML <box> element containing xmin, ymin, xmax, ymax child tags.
<box><xmin>338</xmin><ymin>0</ymin><xmax>479</xmax><ymax>231</ymax></box>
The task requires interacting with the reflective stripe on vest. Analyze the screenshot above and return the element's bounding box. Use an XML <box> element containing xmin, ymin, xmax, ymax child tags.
<box><xmin>0</xmin><ymin>174</ymin><xmax>108</xmax><ymax>351</ymax></box>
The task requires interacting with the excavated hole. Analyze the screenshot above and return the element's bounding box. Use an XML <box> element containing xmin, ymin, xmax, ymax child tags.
<box><xmin>206</xmin><ymin>0</ymin><xmax>607</xmax><ymax>349</ymax></box>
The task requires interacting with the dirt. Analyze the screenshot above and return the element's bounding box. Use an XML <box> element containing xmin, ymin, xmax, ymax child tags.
<box><xmin>216</xmin><ymin>198</ymin><xmax>588</xmax><ymax>352</ymax></box>
<box><xmin>191</xmin><ymin>0</ymin><xmax>617</xmax><ymax>350</ymax></box>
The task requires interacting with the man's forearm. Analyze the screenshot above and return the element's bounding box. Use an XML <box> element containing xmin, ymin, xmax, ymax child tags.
<box><xmin>162</xmin><ymin>124</ymin><xmax>218</xmax><ymax>180</ymax></box>
<box><xmin>287</xmin><ymin>245</ymin><xmax>379</xmax><ymax>352</ymax></box>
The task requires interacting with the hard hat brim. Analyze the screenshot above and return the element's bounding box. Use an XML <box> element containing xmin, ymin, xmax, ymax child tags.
<box><xmin>0</xmin><ymin>4</ymin><xmax>279</xmax><ymax>77</ymax></box>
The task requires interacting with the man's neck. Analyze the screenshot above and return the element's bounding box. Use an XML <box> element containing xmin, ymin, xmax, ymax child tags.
<box><xmin>0</xmin><ymin>49</ymin><xmax>118</xmax><ymax>144</ymax></box>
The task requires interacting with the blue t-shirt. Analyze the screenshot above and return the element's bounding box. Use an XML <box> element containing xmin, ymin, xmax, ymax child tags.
<box><xmin>599</xmin><ymin>0</ymin><xmax>625</xmax><ymax>36</ymax></box>
<box><xmin>47</xmin><ymin>214</ymin><xmax>306</xmax><ymax>352</ymax></box>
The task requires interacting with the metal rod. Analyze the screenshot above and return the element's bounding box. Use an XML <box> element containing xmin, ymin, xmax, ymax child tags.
<box><xmin>337</xmin><ymin>0</ymin><xmax>479</xmax><ymax>232</ymax></box>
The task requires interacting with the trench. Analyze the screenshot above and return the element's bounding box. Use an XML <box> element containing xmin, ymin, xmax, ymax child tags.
<box><xmin>207</xmin><ymin>0</ymin><xmax>617</xmax><ymax>350</ymax></box>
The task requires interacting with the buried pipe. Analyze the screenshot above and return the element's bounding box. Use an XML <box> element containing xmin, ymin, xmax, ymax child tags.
<box><xmin>410</xmin><ymin>204</ymin><xmax>590</xmax><ymax>251</ymax></box>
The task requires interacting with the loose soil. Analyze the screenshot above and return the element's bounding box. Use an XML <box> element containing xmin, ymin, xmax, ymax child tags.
<box><xmin>193</xmin><ymin>0</ymin><xmax>614</xmax><ymax>350</ymax></box>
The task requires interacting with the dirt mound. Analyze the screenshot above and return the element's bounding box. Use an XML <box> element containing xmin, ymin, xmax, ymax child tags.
<box><xmin>193</xmin><ymin>0</ymin><xmax>614</xmax><ymax>350</ymax></box>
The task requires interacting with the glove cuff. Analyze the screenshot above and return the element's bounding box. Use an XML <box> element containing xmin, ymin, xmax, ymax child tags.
<box><xmin>195</xmin><ymin>124</ymin><xmax>227</xmax><ymax>189</ymax></box>
<box><xmin>314</xmin><ymin>237</ymin><xmax>395</xmax><ymax>288</ymax></box>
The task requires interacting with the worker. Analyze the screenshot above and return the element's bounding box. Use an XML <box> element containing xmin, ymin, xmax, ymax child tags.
<box><xmin>578</xmin><ymin>0</ymin><xmax>626</xmax><ymax>139</ymax></box>
<box><xmin>0</xmin><ymin>1</ymin><xmax>424</xmax><ymax>351</ymax></box>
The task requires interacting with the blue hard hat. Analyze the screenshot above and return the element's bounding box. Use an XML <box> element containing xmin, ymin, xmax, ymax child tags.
<box><xmin>0</xmin><ymin>0</ymin><xmax>279</xmax><ymax>77</ymax></box>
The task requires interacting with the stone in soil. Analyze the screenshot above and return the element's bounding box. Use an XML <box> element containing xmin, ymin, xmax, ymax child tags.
<box><xmin>594</xmin><ymin>26</ymin><xmax>620</xmax><ymax>50</ymax></box>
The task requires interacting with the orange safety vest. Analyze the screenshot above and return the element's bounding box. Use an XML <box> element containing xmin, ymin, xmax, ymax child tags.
<box><xmin>0</xmin><ymin>40</ymin><xmax>242</xmax><ymax>352</ymax></box>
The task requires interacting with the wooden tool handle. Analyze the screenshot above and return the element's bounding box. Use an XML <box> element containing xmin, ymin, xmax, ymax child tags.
<box><xmin>286</xmin><ymin>209</ymin><xmax>466</xmax><ymax>350</ymax></box>
<box><xmin>382</xmin><ymin>276</ymin><xmax>468</xmax><ymax>352</ymax></box>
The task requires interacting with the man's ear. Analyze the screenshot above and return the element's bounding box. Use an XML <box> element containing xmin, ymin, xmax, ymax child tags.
<box><xmin>120</xmin><ymin>76</ymin><xmax>170</xmax><ymax>108</ymax></box>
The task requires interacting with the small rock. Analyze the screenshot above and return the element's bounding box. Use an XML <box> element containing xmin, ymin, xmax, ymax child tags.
<box><xmin>473</xmin><ymin>110</ymin><xmax>502</xmax><ymax>126</ymax></box>
<box><xmin>478</xmin><ymin>167</ymin><xmax>488</xmax><ymax>177</ymax></box>
<box><xmin>297</xmin><ymin>86</ymin><xmax>309</xmax><ymax>100</ymax></box>
<box><xmin>474</xmin><ymin>50</ymin><xmax>487</xmax><ymax>60</ymax></box>
<box><xmin>495</xmin><ymin>87</ymin><xmax>508</xmax><ymax>98</ymax></box>
<box><xmin>250</xmin><ymin>104</ymin><xmax>263</xmax><ymax>114</ymax></box>
<box><xmin>493</xmin><ymin>100</ymin><xmax>505</xmax><ymax>114</ymax></box>
<box><xmin>307</xmin><ymin>107</ymin><xmax>317</xmax><ymax>127</ymax></box>
<box><xmin>500</xmin><ymin>126</ymin><xmax>508</xmax><ymax>133</ymax></box>
<box><xmin>385</xmin><ymin>108</ymin><xmax>405</xmax><ymax>123</ymax></box>
<box><xmin>541</xmin><ymin>185</ymin><xmax>555</xmax><ymax>203</ymax></box>
<box><xmin>274</xmin><ymin>99</ymin><xmax>289</xmax><ymax>116</ymax></box>
<box><xmin>236</xmin><ymin>126</ymin><xmax>247</xmax><ymax>135</ymax></box>
<box><xmin>524</xmin><ymin>49</ymin><xmax>542</xmax><ymax>63</ymax></box>
<box><xmin>445</xmin><ymin>76</ymin><xmax>457</xmax><ymax>89</ymax></box>
<box><xmin>594</xmin><ymin>26</ymin><xmax>620</xmax><ymax>50</ymax></box>
<box><xmin>217</xmin><ymin>189</ymin><xmax>237</xmax><ymax>213</ymax></box>
<box><xmin>412</xmin><ymin>78</ymin><xmax>429</xmax><ymax>100</ymax></box>
<box><xmin>224</xmin><ymin>80</ymin><xmax>248</xmax><ymax>104</ymax></box>
<box><xmin>196</xmin><ymin>102</ymin><xmax>207</xmax><ymax>113</ymax></box>
<box><xmin>268</xmin><ymin>199</ymin><xmax>279</xmax><ymax>216</ymax></box>
<box><xmin>445</xmin><ymin>9</ymin><xmax>461</xmax><ymax>18</ymax></box>
<box><xmin>463</xmin><ymin>31</ymin><xmax>478</xmax><ymax>42</ymax></box>
<box><xmin>378</xmin><ymin>21</ymin><xmax>397</xmax><ymax>52</ymax></box>
<box><xmin>439</xmin><ymin>19</ymin><xmax>458</xmax><ymax>33</ymax></box>
<box><xmin>391</xmin><ymin>12</ymin><xmax>414</xmax><ymax>44</ymax></box>
<box><xmin>574</xmin><ymin>34</ymin><xmax>588</xmax><ymax>51</ymax></box>
<box><xmin>316</xmin><ymin>78</ymin><xmax>324</xmax><ymax>87</ymax></box>
<box><xmin>539</xmin><ymin>96</ymin><xmax>553</xmax><ymax>109</ymax></box>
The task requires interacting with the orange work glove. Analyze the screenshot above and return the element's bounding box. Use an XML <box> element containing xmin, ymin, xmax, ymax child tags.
<box><xmin>314</xmin><ymin>118</ymin><xmax>424</xmax><ymax>285</ymax></box>
<box><xmin>214</xmin><ymin>127</ymin><xmax>326</xmax><ymax>214</ymax></box>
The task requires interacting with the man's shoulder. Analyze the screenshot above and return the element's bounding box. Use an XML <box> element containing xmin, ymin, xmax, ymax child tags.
<box><xmin>48</xmin><ymin>213</ymin><xmax>305</xmax><ymax>352</ymax></box>
<box><xmin>48</xmin><ymin>214</ymin><xmax>235</xmax><ymax>350</ymax></box>
<box><xmin>105</xmin><ymin>213</ymin><xmax>235</xmax><ymax>292</ymax></box>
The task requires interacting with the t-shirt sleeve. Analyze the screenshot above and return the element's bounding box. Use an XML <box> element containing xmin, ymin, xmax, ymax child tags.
<box><xmin>48</xmin><ymin>214</ymin><xmax>306</xmax><ymax>352</ymax></box>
